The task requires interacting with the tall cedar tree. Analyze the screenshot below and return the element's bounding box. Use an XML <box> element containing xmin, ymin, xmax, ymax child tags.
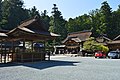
<box><xmin>41</xmin><ymin>10</ymin><xmax>50</xmax><ymax>31</ymax></box>
<box><xmin>29</xmin><ymin>6</ymin><xmax>40</xmax><ymax>18</ymax></box>
<box><xmin>112</xmin><ymin>5</ymin><xmax>120</xmax><ymax>38</ymax></box>
<box><xmin>100</xmin><ymin>1</ymin><xmax>112</xmax><ymax>39</ymax></box>
<box><xmin>1</xmin><ymin>0</ymin><xmax>29</xmax><ymax>30</ymax></box>
<box><xmin>49</xmin><ymin>4</ymin><xmax>67</xmax><ymax>44</ymax></box>
<box><xmin>89</xmin><ymin>9</ymin><xmax>103</xmax><ymax>37</ymax></box>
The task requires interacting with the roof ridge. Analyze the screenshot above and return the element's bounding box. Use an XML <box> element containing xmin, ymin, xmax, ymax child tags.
<box><xmin>113</xmin><ymin>35</ymin><xmax>120</xmax><ymax>40</ymax></box>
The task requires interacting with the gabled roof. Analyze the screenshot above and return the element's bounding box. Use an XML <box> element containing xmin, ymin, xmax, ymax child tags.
<box><xmin>96</xmin><ymin>36</ymin><xmax>111</xmax><ymax>43</ymax></box>
<box><xmin>7</xmin><ymin>16</ymin><xmax>60</xmax><ymax>41</ymax></box>
<box><xmin>113</xmin><ymin>35</ymin><xmax>120</xmax><ymax>40</ymax></box>
<box><xmin>62</xmin><ymin>30</ymin><xmax>92</xmax><ymax>43</ymax></box>
<box><xmin>68</xmin><ymin>30</ymin><xmax>92</xmax><ymax>41</ymax></box>
<box><xmin>8</xmin><ymin>17</ymin><xmax>48</xmax><ymax>34</ymax></box>
<box><xmin>106</xmin><ymin>35</ymin><xmax>120</xmax><ymax>45</ymax></box>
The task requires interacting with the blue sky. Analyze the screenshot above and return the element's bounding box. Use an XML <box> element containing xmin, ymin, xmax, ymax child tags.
<box><xmin>23</xmin><ymin>0</ymin><xmax>120</xmax><ymax>20</ymax></box>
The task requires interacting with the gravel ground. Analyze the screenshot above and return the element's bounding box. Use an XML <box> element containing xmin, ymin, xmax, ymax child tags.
<box><xmin>0</xmin><ymin>56</ymin><xmax>120</xmax><ymax>80</ymax></box>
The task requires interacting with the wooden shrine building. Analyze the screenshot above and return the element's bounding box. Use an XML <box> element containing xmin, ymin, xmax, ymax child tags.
<box><xmin>107</xmin><ymin>35</ymin><xmax>120</xmax><ymax>50</ymax></box>
<box><xmin>0</xmin><ymin>16</ymin><xmax>59</xmax><ymax>63</ymax></box>
<box><xmin>62</xmin><ymin>30</ymin><xmax>92</xmax><ymax>54</ymax></box>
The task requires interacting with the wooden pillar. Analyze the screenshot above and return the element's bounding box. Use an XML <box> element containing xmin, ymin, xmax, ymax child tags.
<box><xmin>0</xmin><ymin>39</ymin><xmax>3</xmax><ymax>63</ymax></box>
<box><xmin>21</xmin><ymin>39</ymin><xmax>25</xmax><ymax>63</ymax></box>
<box><xmin>21</xmin><ymin>53</ymin><xmax>23</xmax><ymax>62</ymax></box>
<box><xmin>31</xmin><ymin>41</ymin><xmax>34</xmax><ymax>62</ymax></box>
<box><xmin>23</xmin><ymin>39</ymin><xmax>25</xmax><ymax>52</ymax></box>
<box><xmin>44</xmin><ymin>41</ymin><xmax>50</xmax><ymax>60</ymax></box>
<box><xmin>42</xmin><ymin>41</ymin><xmax>45</xmax><ymax>60</ymax></box>
<box><xmin>31</xmin><ymin>41</ymin><xmax>34</xmax><ymax>52</ymax></box>
<box><xmin>11</xmin><ymin>40</ymin><xmax>14</xmax><ymax>62</ymax></box>
<box><xmin>4</xmin><ymin>45</ymin><xmax>7</xmax><ymax>63</ymax></box>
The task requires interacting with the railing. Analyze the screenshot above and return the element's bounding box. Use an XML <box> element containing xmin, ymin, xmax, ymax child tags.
<box><xmin>15</xmin><ymin>52</ymin><xmax>46</xmax><ymax>62</ymax></box>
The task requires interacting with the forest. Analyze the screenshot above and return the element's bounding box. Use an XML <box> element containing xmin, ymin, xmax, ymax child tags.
<box><xmin>0</xmin><ymin>0</ymin><xmax>120</xmax><ymax>44</ymax></box>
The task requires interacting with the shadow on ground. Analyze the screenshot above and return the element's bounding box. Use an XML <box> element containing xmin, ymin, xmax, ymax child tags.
<box><xmin>0</xmin><ymin>60</ymin><xmax>80</xmax><ymax>70</ymax></box>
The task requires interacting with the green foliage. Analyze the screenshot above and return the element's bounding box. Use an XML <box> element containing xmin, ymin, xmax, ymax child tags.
<box><xmin>83</xmin><ymin>37</ymin><xmax>109</xmax><ymax>53</ymax></box>
<box><xmin>83</xmin><ymin>37</ymin><xmax>97</xmax><ymax>52</ymax></box>
<box><xmin>94</xmin><ymin>44</ymin><xmax>109</xmax><ymax>53</ymax></box>
<box><xmin>66</xmin><ymin>1</ymin><xmax>120</xmax><ymax>39</ymax></box>
<box><xmin>1</xmin><ymin>0</ymin><xmax>29</xmax><ymax>30</ymax></box>
<box><xmin>49</xmin><ymin>4</ymin><xmax>67</xmax><ymax>44</ymax></box>
<box><xmin>66</xmin><ymin>14</ymin><xmax>92</xmax><ymax>34</ymax></box>
<box><xmin>41</xmin><ymin>10</ymin><xmax>50</xmax><ymax>30</ymax></box>
<box><xmin>100</xmin><ymin>1</ymin><xmax>113</xmax><ymax>39</ymax></box>
<box><xmin>0</xmin><ymin>0</ymin><xmax>120</xmax><ymax>43</ymax></box>
<box><xmin>28</xmin><ymin>6</ymin><xmax>40</xmax><ymax>18</ymax></box>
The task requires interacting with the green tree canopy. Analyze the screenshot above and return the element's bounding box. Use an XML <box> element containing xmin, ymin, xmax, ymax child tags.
<box><xmin>1</xmin><ymin>0</ymin><xmax>29</xmax><ymax>30</ymax></box>
<box><xmin>41</xmin><ymin>10</ymin><xmax>50</xmax><ymax>31</ymax></box>
<box><xmin>49</xmin><ymin>4</ymin><xmax>67</xmax><ymax>43</ymax></box>
<box><xmin>28</xmin><ymin>6</ymin><xmax>40</xmax><ymax>18</ymax></box>
<box><xmin>100</xmin><ymin>1</ymin><xmax>113</xmax><ymax>38</ymax></box>
<box><xmin>83</xmin><ymin>37</ymin><xmax>109</xmax><ymax>53</ymax></box>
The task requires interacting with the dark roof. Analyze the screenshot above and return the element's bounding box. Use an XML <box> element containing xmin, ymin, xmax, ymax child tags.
<box><xmin>7</xmin><ymin>16</ymin><xmax>60</xmax><ymax>40</ymax></box>
<box><xmin>103</xmin><ymin>36</ymin><xmax>111</xmax><ymax>41</ymax></box>
<box><xmin>107</xmin><ymin>35</ymin><xmax>120</xmax><ymax>44</ymax></box>
<box><xmin>0</xmin><ymin>29</ymin><xmax>9</xmax><ymax>33</ymax></box>
<box><xmin>62</xmin><ymin>30</ymin><xmax>92</xmax><ymax>43</ymax></box>
<box><xmin>113</xmin><ymin>35</ymin><xmax>120</xmax><ymax>40</ymax></box>
<box><xmin>0</xmin><ymin>29</ymin><xmax>8</xmax><ymax>38</ymax></box>
<box><xmin>8</xmin><ymin>17</ymin><xmax>48</xmax><ymax>34</ymax></box>
<box><xmin>96</xmin><ymin>36</ymin><xmax>111</xmax><ymax>43</ymax></box>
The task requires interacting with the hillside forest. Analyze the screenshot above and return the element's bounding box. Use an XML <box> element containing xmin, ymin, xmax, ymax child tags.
<box><xmin>0</xmin><ymin>0</ymin><xmax>120</xmax><ymax>44</ymax></box>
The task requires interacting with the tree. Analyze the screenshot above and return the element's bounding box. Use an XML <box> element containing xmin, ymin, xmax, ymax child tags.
<box><xmin>111</xmin><ymin>5</ymin><xmax>120</xmax><ymax>37</ymax></box>
<box><xmin>66</xmin><ymin>14</ymin><xmax>92</xmax><ymax>35</ymax></box>
<box><xmin>89</xmin><ymin>9</ymin><xmax>103</xmax><ymax>37</ymax></box>
<box><xmin>65</xmin><ymin>18</ymin><xmax>77</xmax><ymax>33</ymax></box>
<box><xmin>83</xmin><ymin>37</ymin><xmax>109</xmax><ymax>53</ymax></box>
<box><xmin>29</xmin><ymin>6</ymin><xmax>40</xmax><ymax>18</ymax></box>
<box><xmin>1</xmin><ymin>0</ymin><xmax>29</xmax><ymax>30</ymax></box>
<box><xmin>100</xmin><ymin>1</ymin><xmax>112</xmax><ymax>39</ymax></box>
<box><xmin>1</xmin><ymin>0</ymin><xmax>9</xmax><ymax>29</ymax></box>
<box><xmin>41</xmin><ymin>10</ymin><xmax>50</xmax><ymax>31</ymax></box>
<box><xmin>49</xmin><ymin>4</ymin><xmax>67</xmax><ymax>43</ymax></box>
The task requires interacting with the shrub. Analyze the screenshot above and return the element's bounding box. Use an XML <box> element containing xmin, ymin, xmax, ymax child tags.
<box><xmin>83</xmin><ymin>37</ymin><xmax>109</xmax><ymax>53</ymax></box>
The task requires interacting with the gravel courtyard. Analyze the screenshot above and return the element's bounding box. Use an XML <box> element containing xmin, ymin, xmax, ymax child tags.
<box><xmin>0</xmin><ymin>56</ymin><xmax>120</xmax><ymax>80</ymax></box>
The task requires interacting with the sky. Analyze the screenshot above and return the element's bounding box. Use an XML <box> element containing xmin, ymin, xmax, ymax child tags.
<box><xmin>23</xmin><ymin>0</ymin><xmax>120</xmax><ymax>20</ymax></box>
